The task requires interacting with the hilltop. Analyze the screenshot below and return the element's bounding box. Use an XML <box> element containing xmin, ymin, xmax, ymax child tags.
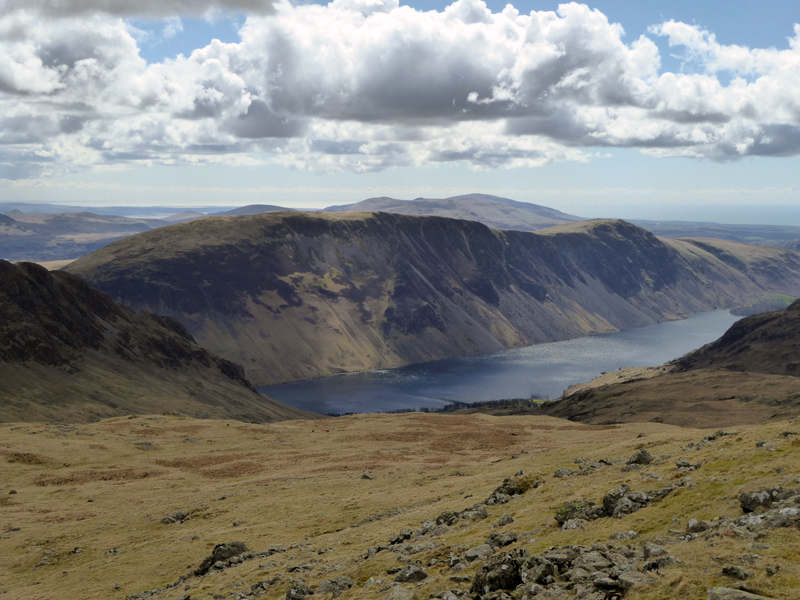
<box><xmin>0</xmin><ymin>260</ymin><xmax>315</xmax><ymax>423</ymax></box>
<box><xmin>65</xmin><ymin>212</ymin><xmax>800</xmax><ymax>386</ymax></box>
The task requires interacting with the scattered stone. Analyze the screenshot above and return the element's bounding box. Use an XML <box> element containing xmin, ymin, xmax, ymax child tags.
<box><xmin>394</xmin><ymin>565</ymin><xmax>427</xmax><ymax>583</ymax></box>
<box><xmin>384</xmin><ymin>587</ymin><xmax>413</xmax><ymax>600</ymax></box>
<box><xmin>464</xmin><ymin>544</ymin><xmax>495</xmax><ymax>562</ymax></box>
<box><xmin>485</xmin><ymin>473</ymin><xmax>542</xmax><ymax>505</ymax></box>
<box><xmin>610</xmin><ymin>531</ymin><xmax>638</xmax><ymax>541</ymax></box>
<box><xmin>317</xmin><ymin>576</ymin><xmax>354</xmax><ymax>597</ymax></box>
<box><xmin>389</xmin><ymin>529</ymin><xmax>413</xmax><ymax>545</ymax></box>
<box><xmin>496</xmin><ymin>513</ymin><xmax>514</xmax><ymax>527</ymax></box>
<box><xmin>193</xmin><ymin>542</ymin><xmax>248</xmax><ymax>577</ymax></box>
<box><xmin>627</xmin><ymin>449</ymin><xmax>653</xmax><ymax>466</ymax></box>
<box><xmin>485</xmin><ymin>531</ymin><xmax>517</xmax><ymax>548</ymax></box>
<box><xmin>8</xmin><ymin>490</ymin><xmax>17</xmax><ymax>494</ymax></box>
<box><xmin>361</xmin><ymin>472</ymin><xmax>373</xmax><ymax>480</ymax></box>
<box><xmin>161</xmin><ymin>510</ymin><xmax>189</xmax><ymax>525</ymax></box>
<box><xmin>285</xmin><ymin>579</ymin><xmax>313</xmax><ymax>600</ymax></box>
<box><xmin>687</xmin><ymin>519</ymin><xmax>713</xmax><ymax>533</ymax></box>
<box><xmin>134</xmin><ymin>441</ymin><xmax>157</xmax><ymax>451</ymax></box>
<box><xmin>553</xmin><ymin>468</ymin><xmax>572</xmax><ymax>478</ymax></box>
<box><xmin>722</xmin><ymin>566</ymin><xmax>754</xmax><ymax>580</ymax></box>
<box><xmin>561</xmin><ymin>518</ymin><xmax>587</xmax><ymax>531</ymax></box>
<box><xmin>707</xmin><ymin>587</ymin><xmax>777</xmax><ymax>600</ymax></box>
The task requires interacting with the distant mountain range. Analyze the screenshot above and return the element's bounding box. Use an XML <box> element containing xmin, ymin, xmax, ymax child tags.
<box><xmin>64</xmin><ymin>211</ymin><xmax>800</xmax><ymax>387</ymax></box>
<box><xmin>0</xmin><ymin>260</ymin><xmax>316</xmax><ymax>423</ymax></box>
<box><xmin>323</xmin><ymin>193</ymin><xmax>583</xmax><ymax>231</ymax></box>
<box><xmin>8</xmin><ymin>195</ymin><xmax>800</xmax><ymax>261</ymax></box>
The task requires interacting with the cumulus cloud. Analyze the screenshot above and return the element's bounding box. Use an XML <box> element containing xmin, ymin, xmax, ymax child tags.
<box><xmin>2</xmin><ymin>0</ymin><xmax>800</xmax><ymax>180</ymax></box>
<box><xmin>0</xmin><ymin>0</ymin><xmax>275</xmax><ymax>18</ymax></box>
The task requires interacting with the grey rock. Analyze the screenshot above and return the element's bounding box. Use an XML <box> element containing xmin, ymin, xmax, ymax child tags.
<box><xmin>384</xmin><ymin>588</ymin><xmax>413</xmax><ymax>600</ymax></box>
<box><xmin>740</xmin><ymin>490</ymin><xmax>772</xmax><ymax>513</ymax></box>
<box><xmin>486</xmin><ymin>531</ymin><xmax>517</xmax><ymax>548</ymax></box>
<box><xmin>389</xmin><ymin>529</ymin><xmax>413</xmax><ymax>545</ymax></box>
<box><xmin>497</xmin><ymin>513</ymin><xmax>514</xmax><ymax>527</ymax></box>
<box><xmin>553</xmin><ymin>468</ymin><xmax>572</xmax><ymax>478</ymax></box>
<box><xmin>470</xmin><ymin>548</ymin><xmax>529</xmax><ymax>596</ymax></box>
<box><xmin>286</xmin><ymin>580</ymin><xmax>313</xmax><ymax>600</ymax></box>
<box><xmin>707</xmin><ymin>588</ymin><xmax>777</xmax><ymax>600</ymax></box>
<box><xmin>561</xmin><ymin>518</ymin><xmax>587</xmax><ymax>531</ymax></box>
<box><xmin>722</xmin><ymin>565</ymin><xmax>754</xmax><ymax>580</ymax></box>
<box><xmin>688</xmin><ymin>519</ymin><xmax>713</xmax><ymax>533</ymax></box>
<box><xmin>627</xmin><ymin>449</ymin><xmax>653</xmax><ymax>465</ymax></box>
<box><xmin>464</xmin><ymin>544</ymin><xmax>494</xmax><ymax>562</ymax></box>
<box><xmin>193</xmin><ymin>541</ymin><xmax>248</xmax><ymax>576</ymax></box>
<box><xmin>317</xmin><ymin>576</ymin><xmax>354</xmax><ymax>597</ymax></box>
<box><xmin>394</xmin><ymin>565</ymin><xmax>427</xmax><ymax>583</ymax></box>
<box><xmin>520</xmin><ymin>556</ymin><xmax>556</xmax><ymax>585</ymax></box>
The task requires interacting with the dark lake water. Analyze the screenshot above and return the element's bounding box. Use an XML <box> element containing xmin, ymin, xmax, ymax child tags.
<box><xmin>258</xmin><ymin>310</ymin><xmax>740</xmax><ymax>415</ymax></box>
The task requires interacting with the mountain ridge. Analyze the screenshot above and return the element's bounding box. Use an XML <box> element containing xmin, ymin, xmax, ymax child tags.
<box><xmin>64</xmin><ymin>211</ymin><xmax>800</xmax><ymax>386</ymax></box>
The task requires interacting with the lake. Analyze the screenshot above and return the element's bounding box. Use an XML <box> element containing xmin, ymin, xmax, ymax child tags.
<box><xmin>258</xmin><ymin>310</ymin><xmax>740</xmax><ymax>415</ymax></box>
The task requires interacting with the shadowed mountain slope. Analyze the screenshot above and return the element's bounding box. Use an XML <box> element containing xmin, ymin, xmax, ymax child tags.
<box><xmin>0</xmin><ymin>261</ymin><xmax>316</xmax><ymax>423</ymax></box>
<box><xmin>65</xmin><ymin>212</ymin><xmax>800</xmax><ymax>387</ymax></box>
<box><xmin>323</xmin><ymin>193</ymin><xmax>583</xmax><ymax>231</ymax></box>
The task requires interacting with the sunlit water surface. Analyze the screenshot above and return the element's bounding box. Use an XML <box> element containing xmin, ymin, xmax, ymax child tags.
<box><xmin>258</xmin><ymin>310</ymin><xmax>740</xmax><ymax>415</ymax></box>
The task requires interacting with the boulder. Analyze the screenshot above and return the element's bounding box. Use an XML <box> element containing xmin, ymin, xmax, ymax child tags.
<box><xmin>394</xmin><ymin>565</ymin><xmax>427</xmax><ymax>583</ymax></box>
<box><xmin>317</xmin><ymin>576</ymin><xmax>354</xmax><ymax>597</ymax></box>
<box><xmin>194</xmin><ymin>541</ymin><xmax>248</xmax><ymax>576</ymax></box>
<box><xmin>285</xmin><ymin>580</ymin><xmax>313</xmax><ymax>600</ymax></box>
<box><xmin>470</xmin><ymin>548</ymin><xmax>529</xmax><ymax>597</ymax></box>
<box><xmin>626</xmin><ymin>449</ymin><xmax>653</xmax><ymax>465</ymax></box>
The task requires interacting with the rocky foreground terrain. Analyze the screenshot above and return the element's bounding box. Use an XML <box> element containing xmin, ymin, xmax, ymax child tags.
<box><xmin>65</xmin><ymin>212</ymin><xmax>800</xmax><ymax>385</ymax></box>
<box><xmin>2</xmin><ymin>412</ymin><xmax>799</xmax><ymax>600</ymax></box>
<box><xmin>0</xmin><ymin>260</ymin><xmax>314</xmax><ymax>423</ymax></box>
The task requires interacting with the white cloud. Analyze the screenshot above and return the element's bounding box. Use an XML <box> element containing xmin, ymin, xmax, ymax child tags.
<box><xmin>2</xmin><ymin>0</ymin><xmax>800</xmax><ymax>180</ymax></box>
<box><xmin>0</xmin><ymin>0</ymin><xmax>275</xmax><ymax>18</ymax></box>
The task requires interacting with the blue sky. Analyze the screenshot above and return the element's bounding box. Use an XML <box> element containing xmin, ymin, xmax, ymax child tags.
<box><xmin>2</xmin><ymin>0</ymin><xmax>800</xmax><ymax>222</ymax></box>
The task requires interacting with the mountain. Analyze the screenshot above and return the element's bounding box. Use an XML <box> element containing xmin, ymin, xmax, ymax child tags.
<box><xmin>0</xmin><ymin>260</ymin><xmax>316</xmax><ymax>423</ymax></box>
<box><xmin>212</xmin><ymin>204</ymin><xmax>294</xmax><ymax>216</ymax></box>
<box><xmin>533</xmin><ymin>300</ymin><xmax>800</xmax><ymax>428</ymax></box>
<box><xmin>162</xmin><ymin>211</ymin><xmax>206</xmax><ymax>223</ymax></box>
<box><xmin>0</xmin><ymin>211</ymin><xmax>168</xmax><ymax>261</ymax></box>
<box><xmin>323</xmin><ymin>193</ymin><xmax>583</xmax><ymax>231</ymax></box>
<box><xmin>673</xmin><ymin>298</ymin><xmax>800</xmax><ymax>377</ymax></box>
<box><xmin>64</xmin><ymin>212</ymin><xmax>800</xmax><ymax>387</ymax></box>
<box><xmin>777</xmin><ymin>238</ymin><xmax>800</xmax><ymax>251</ymax></box>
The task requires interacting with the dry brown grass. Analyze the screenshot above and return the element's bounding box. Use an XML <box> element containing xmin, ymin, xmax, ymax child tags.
<box><xmin>2</xmin><ymin>412</ymin><xmax>799</xmax><ymax>600</ymax></box>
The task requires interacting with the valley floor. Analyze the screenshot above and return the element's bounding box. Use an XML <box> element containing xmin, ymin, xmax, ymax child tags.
<box><xmin>1</xmin><ymin>413</ymin><xmax>799</xmax><ymax>600</ymax></box>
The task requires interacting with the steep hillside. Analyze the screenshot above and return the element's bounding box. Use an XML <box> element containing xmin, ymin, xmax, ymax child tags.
<box><xmin>673</xmin><ymin>298</ymin><xmax>800</xmax><ymax>377</ymax></box>
<box><xmin>65</xmin><ymin>212</ymin><xmax>800</xmax><ymax>386</ymax></box>
<box><xmin>324</xmin><ymin>193</ymin><xmax>583</xmax><ymax>231</ymax></box>
<box><xmin>0</xmin><ymin>260</ymin><xmax>316</xmax><ymax>423</ymax></box>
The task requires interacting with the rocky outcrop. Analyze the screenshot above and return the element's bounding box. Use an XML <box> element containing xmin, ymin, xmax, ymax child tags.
<box><xmin>65</xmin><ymin>212</ymin><xmax>800</xmax><ymax>386</ymax></box>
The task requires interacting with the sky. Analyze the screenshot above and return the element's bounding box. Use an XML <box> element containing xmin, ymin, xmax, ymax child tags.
<box><xmin>2</xmin><ymin>0</ymin><xmax>800</xmax><ymax>222</ymax></box>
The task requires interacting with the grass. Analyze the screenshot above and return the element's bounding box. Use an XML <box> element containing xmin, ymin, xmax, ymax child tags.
<box><xmin>2</xmin><ymin>412</ymin><xmax>800</xmax><ymax>600</ymax></box>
